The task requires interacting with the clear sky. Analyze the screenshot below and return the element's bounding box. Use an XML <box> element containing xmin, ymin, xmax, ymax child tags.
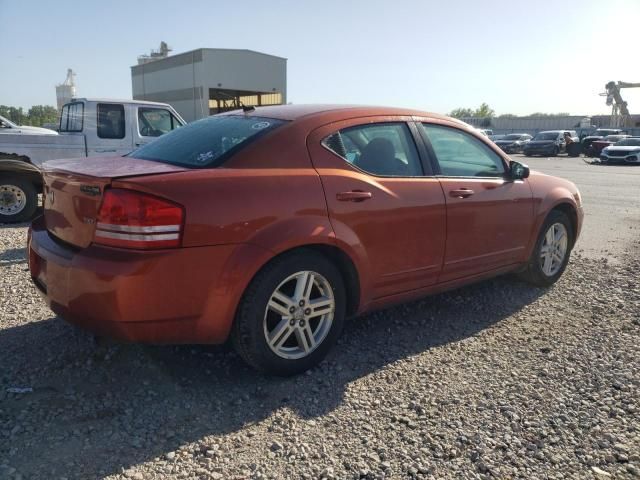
<box><xmin>1</xmin><ymin>0</ymin><xmax>639</xmax><ymax>116</ymax></box>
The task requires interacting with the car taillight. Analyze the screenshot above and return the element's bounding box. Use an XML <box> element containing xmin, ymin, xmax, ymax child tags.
<box><xmin>94</xmin><ymin>188</ymin><xmax>184</xmax><ymax>249</ymax></box>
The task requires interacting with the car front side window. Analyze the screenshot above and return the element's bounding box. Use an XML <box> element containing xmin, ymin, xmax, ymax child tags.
<box><xmin>420</xmin><ymin>124</ymin><xmax>505</xmax><ymax>178</ymax></box>
<box><xmin>138</xmin><ymin>108</ymin><xmax>181</xmax><ymax>137</ymax></box>
<box><xmin>322</xmin><ymin>122</ymin><xmax>423</xmax><ymax>177</ymax></box>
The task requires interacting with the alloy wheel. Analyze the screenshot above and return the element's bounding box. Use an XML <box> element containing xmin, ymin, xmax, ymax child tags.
<box><xmin>263</xmin><ymin>270</ymin><xmax>335</xmax><ymax>360</ymax></box>
<box><xmin>539</xmin><ymin>222</ymin><xmax>568</xmax><ymax>277</ymax></box>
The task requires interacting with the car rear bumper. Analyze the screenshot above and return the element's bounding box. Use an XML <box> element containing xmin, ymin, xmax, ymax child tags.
<box><xmin>27</xmin><ymin>216</ymin><xmax>254</xmax><ymax>344</ymax></box>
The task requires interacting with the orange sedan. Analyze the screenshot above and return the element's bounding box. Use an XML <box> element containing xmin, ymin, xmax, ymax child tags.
<box><xmin>28</xmin><ymin>105</ymin><xmax>583</xmax><ymax>375</ymax></box>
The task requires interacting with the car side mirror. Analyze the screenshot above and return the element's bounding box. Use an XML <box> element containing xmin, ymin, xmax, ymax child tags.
<box><xmin>510</xmin><ymin>161</ymin><xmax>529</xmax><ymax>180</ymax></box>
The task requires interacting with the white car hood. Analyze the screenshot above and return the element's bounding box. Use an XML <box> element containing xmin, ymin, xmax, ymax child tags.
<box><xmin>0</xmin><ymin>125</ymin><xmax>58</xmax><ymax>135</ymax></box>
<box><xmin>605</xmin><ymin>145</ymin><xmax>640</xmax><ymax>152</ymax></box>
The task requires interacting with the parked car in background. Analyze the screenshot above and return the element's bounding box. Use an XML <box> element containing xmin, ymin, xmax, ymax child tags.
<box><xmin>478</xmin><ymin>128</ymin><xmax>493</xmax><ymax>137</ymax></box>
<box><xmin>494</xmin><ymin>133</ymin><xmax>532</xmax><ymax>154</ymax></box>
<box><xmin>28</xmin><ymin>104</ymin><xmax>583</xmax><ymax>375</ymax></box>
<box><xmin>523</xmin><ymin>130</ymin><xmax>578</xmax><ymax>156</ymax></box>
<box><xmin>0</xmin><ymin>115</ymin><xmax>58</xmax><ymax>135</ymax></box>
<box><xmin>581</xmin><ymin>128</ymin><xmax>626</xmax><ymax>155</ymax></box>
<box><xmin>0</xmin><ymin>98</ymin><xmax>184</xmax><ymax>222</ymax></box>
<box><xmin>588</xmin><ymin>134</ymin><xmax>631</xmax><ymax>157</ymax></box>
<box><xmin>600</xmin><ymin>137</ymin><xmax>640</xmax><ymax>164</ymax></box>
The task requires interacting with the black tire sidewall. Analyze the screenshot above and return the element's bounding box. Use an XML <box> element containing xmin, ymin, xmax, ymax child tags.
<box><xmin>233</xmin><ymin>251</ymin><xmax>346</xmax><ymax>376</ymax></box>
<box><xmin>529</xmin><ymin>211</ymin><xmax>573</xmax><ymax>286</ymax></box>
<box><xmin>0</xmin><ymin>176</ymin><xmax>38</xmax><ymax>223</ymax></box>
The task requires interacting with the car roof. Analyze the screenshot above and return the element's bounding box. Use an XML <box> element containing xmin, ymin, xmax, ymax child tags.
<box><xmin>223</xmin><ymin>104</ymin><xmax>465</xmax><ymax>125</ymax></box>
<box><xmin>71</xmin><ymin>97</ymin><xmax>173</xmax><ymax>107</ymax></box>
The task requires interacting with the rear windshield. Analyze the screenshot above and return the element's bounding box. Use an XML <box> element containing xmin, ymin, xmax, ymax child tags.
<box><xmin>129</xmin><ymin>115</ymin><xmax>287</xmax><ymax>167</ymax></box>
<box><xmin>533</xmin><ymin>132</ymin><xmax>558</xmax><ymax>140</ymax></box>
<box><xmin>504</xmin><ymin>134</ymin><xmax>524</xmax><ymax>140</ymax></box>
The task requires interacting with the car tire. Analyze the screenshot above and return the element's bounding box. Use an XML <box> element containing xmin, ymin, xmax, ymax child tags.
<box><xmin>0</xmin><ymin>176</ymin><xmax>38</xmax><ymax>223</ymax></box>
<box><xmin>518</xmin><ymin>210</ymin><xmax>573</xmax><ymax>287</ymax></box>
<box><xmin>232</xmin><ymin>249</ymin><xmax>346</xmax><ymax>376</ymax></box>
<box><xmin>550</xmin><ymin>147</ymin><xmax>559</xmax><ymax>157</ymax></box>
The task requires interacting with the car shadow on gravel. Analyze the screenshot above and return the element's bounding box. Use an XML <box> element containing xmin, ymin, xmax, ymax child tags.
<box><xmin>1</xmin><ymin>275</ymin><xmax>546</xmax><ymax>478</ymax></box>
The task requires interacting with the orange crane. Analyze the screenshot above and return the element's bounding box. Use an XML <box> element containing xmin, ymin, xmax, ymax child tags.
<box><xmin>601</xmin><ymin>81</ymin><xmax>640</xmax><ymax>128</ymax></box>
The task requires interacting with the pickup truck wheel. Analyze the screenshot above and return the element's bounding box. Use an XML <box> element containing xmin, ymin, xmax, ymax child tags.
<box><xmin>232</xmin><ymin>250</ymin><xmax>346</xmax><ymax>376</ymax></box>
<box><xmin>0</xmin><ymin>177</ymin><xmax>37</xmax><ymax>223</ymax></box>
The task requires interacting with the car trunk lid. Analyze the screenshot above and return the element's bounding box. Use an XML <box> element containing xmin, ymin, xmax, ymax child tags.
<box><xmin>42</xmin><ymin>156</ymin><xmax>188</xmax><ymax>248</ymax></box>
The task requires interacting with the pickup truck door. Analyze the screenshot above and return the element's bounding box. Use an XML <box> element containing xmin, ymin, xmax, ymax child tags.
<box><xmin>86</xmin><ymin>102</ymin><xmax>135</xmax><ymax>157</ymax></box>
<box><xmin>132</xmin><ymin>106</ymin><xmax>183</xmax><ymax>150</ymax></box>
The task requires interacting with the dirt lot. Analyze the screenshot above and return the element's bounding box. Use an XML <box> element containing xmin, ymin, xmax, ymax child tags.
<box><xmin>1</xmin><ymin>158</ymin><xmax>639</xmax><ymax>480</ymax></box>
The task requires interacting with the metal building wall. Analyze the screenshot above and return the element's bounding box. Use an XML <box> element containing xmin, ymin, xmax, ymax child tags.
<box><xmin>462</xmin><ymin>115</ymin><xmax>640</xmax><ymax>136</ymax></box>
<box><xmin>131</xmin><ymin>49</ymin><xmax>287</xmax><ymax>123</ymax></box>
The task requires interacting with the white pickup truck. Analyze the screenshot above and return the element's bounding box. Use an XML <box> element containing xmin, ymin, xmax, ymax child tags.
<box><xmin>0</xmin><ymin>98</ymin><xmax>185</xmax><ymax>222</ymax></box>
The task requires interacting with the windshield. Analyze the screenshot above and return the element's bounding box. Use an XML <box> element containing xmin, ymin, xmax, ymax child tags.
<box><xmin>504</xmin><ymin>134</ymin><xmax>524</xmax><ymax>140</ymax></box>
<box><xmin>0</xmin><ymin>115</ymin><xmax>18</xmax><ymax>128</ymax></box>
<box><xmin>533</xmin><ymin>132</ymin><xmax>558</xmax><ymax>141</ymax></box>
<box><xmin>129</xmin><ymin>115</ymin><xmax>287</xmax><ymax>167</ymax></box>
<box><xmin>604</xmin><ymin>135</ymin><xmax>626</xmax><ymax>142</ymax></box>
<box><xmin>615</xmin><ymin>138</ymin><xmax>640</xmax><ymax>146</ymax></box>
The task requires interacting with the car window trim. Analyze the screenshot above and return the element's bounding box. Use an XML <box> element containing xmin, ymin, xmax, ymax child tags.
<box><xmin>320</xmin><ymin>120</ymin><xmax>428</xmax><ymax>179</ymax></box>
<box><xmin>407</xmin><ymin>121</ymin><xmax>434</xmax><ymax>176</ymax></box>
<box><xmin>417</xmin><ymin>122</ymin><xmax>511</xmax><ymax>180</ymax></box>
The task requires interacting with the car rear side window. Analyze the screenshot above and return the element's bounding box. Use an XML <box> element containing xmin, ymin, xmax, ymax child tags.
<box><xmin>420</xmin><ymin>124</ymin><xmax>505</xmax><ymax>178</ymax></box>
<box><xmin>322</xmin><ymin>122</ymin><xmax>423</xmax><ymax>177</ymax></box>
<box><xmin>97</xmin><ymin>103</ymin><xmax>126</xmax><ymax>139</ymax></box>
<box><xmin>129</xmin><ymin>115</ymin><xmax>286</xmax><ymax>167</ymax></box>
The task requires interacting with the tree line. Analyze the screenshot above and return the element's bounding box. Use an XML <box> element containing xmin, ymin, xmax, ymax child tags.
<box><xmin>0</xmin><ymin>105</ymin><xmax>59</xmax><ymax>128</ymax></box>
<box><xmin>449</xmin><ymin>103</ymin><xmax>570</xmax><ymax>119</ymax></box>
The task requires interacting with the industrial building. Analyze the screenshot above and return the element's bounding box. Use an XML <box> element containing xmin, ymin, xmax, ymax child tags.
<box><xmin>55</xmin><ymin>69</ymin><xmax>76</xmax><ymax>110</ymax></box>
<box><xmin>131</xmin><ymin>46</ymin><xmax>287</xmax><ymax>122</ymax></box>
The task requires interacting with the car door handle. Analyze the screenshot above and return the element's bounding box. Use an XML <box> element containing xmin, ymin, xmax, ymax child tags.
<box><xmin>449</xmin><ymin>188</ymin><xmax>475</xmax><ymax>198</ymax></box>
<box><xmin>336</xmin><ymin>191</ymin><xmax>372</xmax><ymax>202</ymax></box>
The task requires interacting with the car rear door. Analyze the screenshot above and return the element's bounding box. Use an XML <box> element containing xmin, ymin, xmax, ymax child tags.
<box><xmin>418</xmin><ymin>122</ymin><xmax>534</xmax><ymax>283</ymax></box>
<box><xmin>307</xmin><ymin>117</ymin><xmax>446</xmax><ymax>300</ymax></box>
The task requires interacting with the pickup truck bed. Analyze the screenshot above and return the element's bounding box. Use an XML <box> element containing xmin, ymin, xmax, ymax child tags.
<box><xmin>0</xmin><ymin>133</ymin><xmax>86</xmax><ymax>168</ymax></box>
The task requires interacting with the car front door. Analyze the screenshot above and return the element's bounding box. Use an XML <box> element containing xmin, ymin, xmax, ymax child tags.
<box><xmin>418</xmin><ymin>122</ymin><xmax>534</xmax><ymax>283</ymax></box>
<box><xmin>307</xmin><ymin>118</ymin><xmax>446</xmax><ymax>300</ymax></box>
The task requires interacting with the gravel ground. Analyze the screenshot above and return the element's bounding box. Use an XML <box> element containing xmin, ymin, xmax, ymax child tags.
<box><xmin>1</xmin><ymin>221</ymin><xmax>639</xmax><ymax>480</ymax></box>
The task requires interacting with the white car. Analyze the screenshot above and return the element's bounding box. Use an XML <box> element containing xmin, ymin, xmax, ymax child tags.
<box><xmin>600</xmin><ymin>137</ymin><xmax>640</xmax><ymax>164</ymax></box>
<box><xmin>0</xmin><ymin>115</ymin><xmax>58</xmax><ymax>135</ymax></box>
